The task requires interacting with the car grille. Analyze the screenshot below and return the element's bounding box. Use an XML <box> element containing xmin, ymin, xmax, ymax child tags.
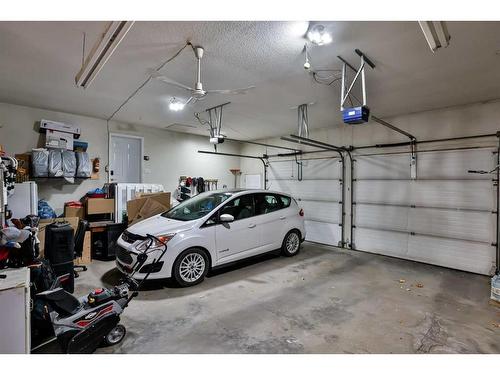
<box><xmin>121</xmin><ymin>230</ymin><xmax>146</xmax><ymax>244</ymax></box>
<box><xmin>116</xmin><ymin>246</ymin><xmax>133</xmax><ymax>264</ymax></box>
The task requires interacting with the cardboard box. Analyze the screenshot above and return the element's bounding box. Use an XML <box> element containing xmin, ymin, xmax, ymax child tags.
<box><xmin>38</xmin><ymin>217</ymin><xmax>91</xmax><ymax>265</ymax></box>
<box><xmin>74</xmin><ymin>231</ymin><xmax>91</xmax><ymax>265</ymax></box>
<box><xmin>64</xmin><ymin>205</ymin><xmax>85</xmax><ymax>219</ymax></box>
<box><xmin>127</xmin><ymin>192</ymin><xmax>171</xmax><ymax>225</ymax></box>
<box><xmin>15</xmin><ymin>153</ymin><xmax>31</xmax><ymax>182</ymax></box>
<box><xmin>86</xmin><ymin>198</ymin><xmax>115</xmax><ymax>215</ymax></box>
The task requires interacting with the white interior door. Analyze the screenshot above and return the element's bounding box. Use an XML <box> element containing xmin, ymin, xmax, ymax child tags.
<box><xmin>109</xmin><ymin>134</ymin><xmax>142</xmax><ymax>183</ymax></box>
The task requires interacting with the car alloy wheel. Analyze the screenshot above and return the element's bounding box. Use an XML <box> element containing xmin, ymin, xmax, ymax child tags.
<box><xmin>286</xmin><ymin>232</ymin><xmax>300</xmax><ymax>254</ymax></box>
<box><xmin>179</xmin><ymin>253</ymin><xmax>206</xmax><ymax>283</ymax></box>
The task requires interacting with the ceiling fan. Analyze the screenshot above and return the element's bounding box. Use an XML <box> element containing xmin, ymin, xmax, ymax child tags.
<box><xmin>150</xmin><ymin>46</ymin><xmax>256</xmax><ymax>105</ymax></box>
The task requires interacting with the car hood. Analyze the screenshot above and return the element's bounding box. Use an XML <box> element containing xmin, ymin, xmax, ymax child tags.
<box><xmin>127</xmin><ymin>214</ymin><xmax>197</xmax><ymax>237</ymax></box>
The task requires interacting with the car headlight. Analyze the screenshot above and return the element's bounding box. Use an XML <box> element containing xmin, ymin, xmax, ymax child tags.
<box><xmin>135</xmin><ymin>233</ymin><xmax>176</xmax><ymax>252</ymax></box>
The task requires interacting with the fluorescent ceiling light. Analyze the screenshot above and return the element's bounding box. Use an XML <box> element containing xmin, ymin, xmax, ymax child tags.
<box><xmin>75</xmin><ymin>21</ymin><xmax>134</xmax><ymax>88</ymax></box>
<box><xmin>307</xmin><ymin>24</ymin><xmax>332</xmax><ymax>46</ymax></box>
<box><xmin>169</xmin><ymin>98</ymin><xmax>185</xmax><ymax>112</ymax></box>
<box><xmin>418</xmin><ymin>21</ymin><xmax>450</xmax><ymax>52</ymax></box>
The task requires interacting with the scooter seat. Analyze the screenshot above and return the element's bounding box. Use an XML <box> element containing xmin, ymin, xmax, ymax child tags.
<box><xmin>37</xmin><ymin>287</ymin><xmax>81</xmax><ymax>317</ymax></box>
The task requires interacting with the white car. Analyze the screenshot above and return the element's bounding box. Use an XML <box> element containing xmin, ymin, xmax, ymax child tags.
<box><xmin>115</xmin><ymin>189</ymin><xmax>306</xmax><ymax>287</ymax></box>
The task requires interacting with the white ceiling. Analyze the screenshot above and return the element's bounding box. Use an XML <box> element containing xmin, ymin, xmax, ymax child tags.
<box><xmin>0</xmin><ymin>21</ymin><xmax>499</xmax><ymax>140</ymax></box>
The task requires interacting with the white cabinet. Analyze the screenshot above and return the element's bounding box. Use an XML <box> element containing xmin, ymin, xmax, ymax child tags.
<box><xmin>0</xmin><ymin>267</ymin><xmax>30</xmax><ymax>353</ymax></box>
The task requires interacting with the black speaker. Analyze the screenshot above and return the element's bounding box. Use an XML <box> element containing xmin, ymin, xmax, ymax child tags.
<box><xmin>45</xmin><ymin>222</ymin><xmax>75</xmax><ymax>293</ymax></box>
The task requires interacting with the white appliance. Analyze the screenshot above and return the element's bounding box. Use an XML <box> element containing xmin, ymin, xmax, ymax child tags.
<box><xmin>8</xmin><ymin>182</ymin><xmax>38</xmax><ymax>219</ymax></box>
<box><xmin>0</xmin><ymin>267</ymin><xmax>31</xmax><ymax>353</ymax></box>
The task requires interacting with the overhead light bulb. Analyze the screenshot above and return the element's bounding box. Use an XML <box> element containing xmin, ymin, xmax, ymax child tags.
<box><xmin>169</xmin><ymin>98</ymin><xmax>185</xmax><ymax>112</ymax></box>
<box><xmin>307</xmin><ymin>24</ymin><xmax>332</xmax><ymax>46</ymax></box>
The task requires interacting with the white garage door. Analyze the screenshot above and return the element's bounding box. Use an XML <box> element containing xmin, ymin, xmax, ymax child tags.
<box><xmin>268</xmin><ymin>157</ymin><xmax>343</xmax><ymax>246</ymax></box>
<box><xmin>353</xmin><ymin>148</ymin><xmax>497</xmax><ymax>275</ymax></box>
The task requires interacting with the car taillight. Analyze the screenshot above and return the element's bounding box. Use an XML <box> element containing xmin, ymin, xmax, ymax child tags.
<box><xmin>299</xmin><ymin>209</ymin><xmax>304</xmax><ymax>217</ymax></box>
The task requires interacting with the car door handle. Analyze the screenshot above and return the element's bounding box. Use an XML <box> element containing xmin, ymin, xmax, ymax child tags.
<box><xmin>248</xmin><ymin>224</ymin><xmax>256</xmax><ymax>228</ymax></box>
<box><xmin>279</xmin><ymin>216</ymin><xmax>286</xmax><ymax>220</ymax></box>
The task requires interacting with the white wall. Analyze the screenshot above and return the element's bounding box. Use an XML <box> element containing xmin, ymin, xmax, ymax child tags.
<box><xmin>239</xmin><ymin>100</ymin><xmax>500</xmax><ymax>177</ymax></box>
<box><xmin>0</xmin><ymin>102</ymin><xmax>241</xmax><ymax>215</ymax></box>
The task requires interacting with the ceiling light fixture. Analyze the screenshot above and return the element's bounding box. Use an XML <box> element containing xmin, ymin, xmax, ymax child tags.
<box><xmin>169</xmin><ymin>98</ymin><xmax>185</xmax><ymax>112</ymax></box>
<box><xmin>418</xmin><ymin>21</ymin><xmax>451</xmax><ymax>52</ymax></box>
<box><xmin>307</xmin><ymin>24</ymin><xmax>332</xmax><ymax>46</ymax></box>
<box><xmin>75</xmin><ymin>21</ymin><xmax>134</xmax><ymax>89</ymax></box>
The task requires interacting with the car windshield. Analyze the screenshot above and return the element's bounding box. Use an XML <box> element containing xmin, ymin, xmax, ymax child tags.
<box><xmin>162</xmin><ymin>191</ymin><xmax>234</xmax><ymax>221</ymax></box>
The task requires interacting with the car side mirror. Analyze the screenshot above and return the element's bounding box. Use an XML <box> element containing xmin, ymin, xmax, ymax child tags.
<box><xmin>219</xmin><ymin>214</ymin><xmax>234</xmax><ymax>223</ymax></box>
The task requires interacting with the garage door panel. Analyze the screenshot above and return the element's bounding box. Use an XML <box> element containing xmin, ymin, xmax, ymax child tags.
<box><xmin>407</xmin><ymin>235</ymin><xmax>495</xmax><ymax>275</ymax></box>
<box><xmin>355</xmin><ymin>204</ymin><xmax>409</xmax><ymax>231</ymax></box>
<box><xmin>268</xmin><ymin>162</ymin><xmax>295</xmax><ymax>180</ymax></box>
<box><xmin>412</xmin><ymin>180</ymin><xmax>493</xmax><ymax>210</ymax></box>
<box><xmin>301</xmin><ymin>159</ymin><xmax>341</xmax><ymax>179</ymax></box>
<box><xmin>356</xmin><ymin>180</ymin><xmax>493</xmax><ymax>210</ymax></box>
<box><xmin>409</xmin><ymin>208</ymin><xmax>494</xmax><ymax>243</ymax></box>
<box><xmin>354</xmin><ymin>228</ymin><xmax>409</xmax><ymax>258</ymax></box>
<box><xmin>418</xmin><ymin>149</ymin><xmax>495</xmax><ymax>179</ymax></box>
<box><xmin>355</xmin><ymin>154</ymin><xmax>410</xmax><ymax>179</ymax></box>
<box><xmin>301</xmin><ymin>200</ymin><xmax>340</xmax><ymax>224</ymax></box>
<box><xmin>305</xmin><ymin>220</ymin><xmax>341</xmax><ymax>246</ymax></box>
<box><xmin>270</xmin><ymin>179</ymin><xmax>341</xmax><ymax>201</ymax></box>
<box><xmin>355</xmin><ymin>180</ymin><xmax>411</xmax><ymax>204</ymax></box>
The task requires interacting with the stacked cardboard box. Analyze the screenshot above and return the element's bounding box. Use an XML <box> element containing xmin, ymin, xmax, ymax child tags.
<box><xmin>127</xmin><ymin>192</ymin><xmax>171</xmax><ymax>225</ymax></box>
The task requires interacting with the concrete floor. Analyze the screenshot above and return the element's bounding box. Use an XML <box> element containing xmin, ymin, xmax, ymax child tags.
<box><xmin>46</xmin><ymin>242</ymin><xmax>500</xmax><ymax>353</ymax></box>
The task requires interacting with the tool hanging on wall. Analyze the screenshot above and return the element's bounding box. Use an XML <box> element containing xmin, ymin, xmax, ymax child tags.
<box><xmin>338</xmin><ymin>49</ymin><xmax>375</xmax><ymax>125</ymax></box>
<box><xmin>195</xmin><ymin>102</ymin><xmax>231</xmax><ymax>151</ymax></box>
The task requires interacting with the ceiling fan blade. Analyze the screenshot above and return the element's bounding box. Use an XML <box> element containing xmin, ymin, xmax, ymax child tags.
<box><xmin>206</xmin><ymin>86</ymin><xmax>256</xmax><ymax>95</ymax></box>
<box><xmin>149</xmin><ymin>69</ymin><xmax>194</xmax><ymax>92</ymax></box>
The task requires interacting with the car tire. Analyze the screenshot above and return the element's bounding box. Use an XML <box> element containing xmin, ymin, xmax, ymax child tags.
<box><xmin>281</xmin><ymin>230</ymin><xmax>301</xmax><ymax>257</ymax></box>
<box><xmin>173</xmin><ymin>248</ymin><xmax>209</xmax><ymax>287</ymax></box>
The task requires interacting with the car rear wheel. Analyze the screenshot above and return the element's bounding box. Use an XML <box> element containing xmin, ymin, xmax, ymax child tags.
<box><xmin>173</xmin><ymin>248</ymin><xmax>209</xmax><ymax>287</ymax></box>
<box><xmin>281</xmin><ymin>230</ymin><xmax>301</xmax><ymax>257</ymax></box>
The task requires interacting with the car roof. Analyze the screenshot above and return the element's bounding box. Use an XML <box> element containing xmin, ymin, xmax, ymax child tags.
<box><xmin>214</xmin><ymin>188</ymin><xmax>292</xmax><ymax>197</ymax></box>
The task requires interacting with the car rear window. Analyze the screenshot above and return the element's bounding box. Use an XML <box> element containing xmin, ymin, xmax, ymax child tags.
<box><xmin>279</xmin><ymin>195</ymin><xmax>291</xmax><ymax>208</ymax></box>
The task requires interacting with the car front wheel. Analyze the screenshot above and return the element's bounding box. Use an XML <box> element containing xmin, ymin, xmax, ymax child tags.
<box><xmin>281</xmin><ymin>230</ymin><xmax>301</xmax><ymax>257</ymax></box>
<box><xmin>173</xmin><ymin>248</ymin><xmax>209</xmax><ymax>287</ymax></box>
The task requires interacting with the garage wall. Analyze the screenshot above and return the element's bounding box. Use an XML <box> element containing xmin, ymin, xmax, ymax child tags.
<box><xmin>0</xmin><ymin>102</ymin><xmax>241</xmax><ymax>214</ymax></box>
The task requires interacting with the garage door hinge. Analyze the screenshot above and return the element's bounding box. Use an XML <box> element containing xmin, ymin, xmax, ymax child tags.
<box><xmin>339</xmin><ymin>201</ymin><xmax>343</xmax><ymax>204</ymax></box>
<box><xmin>352</xmin><ymin>201</ymin><xmax>357</xmax><ymax>205</ymax></box>
<box><xmin>410</xmin><ymin>205</ymin><xmax>416</xmax><ymax>208</ymax></box>
<box><xmin>352</xmin><ymin>225</ymin><xmax>357</xmax><ymax>228</ymax></box>
<box><xmin>353</xmin><ymin>178</ymin><xmax>358</xmax><ymax>182</ymax></box>
<box><xmin>338</xmin><ymin>224</ymin><xmax>343</xmax><ymax>227</ymax></box>
<box><xmin>492</xmin><ymin>243</ymin><xmax>497</xmax><ymax>247</ymax></box>
<box><xmin>410</xmin><ymin>232</ymin><xmax>416</xmax><ymax>235</ymax></box>
<box><xmin>492</xmin><ymin>211</ymin><xmax>498</xmax><ymax>214</ymax></box>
